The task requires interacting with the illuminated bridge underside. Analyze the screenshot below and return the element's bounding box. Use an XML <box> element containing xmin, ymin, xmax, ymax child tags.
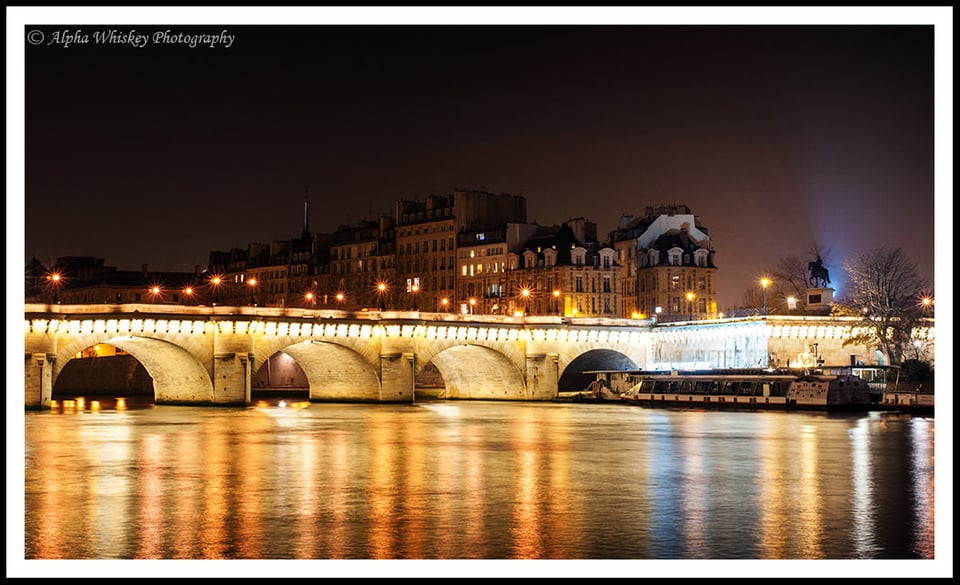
<box><xmin>282</xmin><ymin>341</ymin><xmax>382</xmax><ymax>402</ymax></box>
<box><xmin>106</xmin><ymin>336</ymin><xmax>213</xmax><ymax>404</ymax></box>
<box><xmin>429</xmin><ymin>345</ymin><xmax>527</xmax><ymax>400</ymax></box>
<box><xmin>22</xmin><ymin>305</ymin><xmax>934</xmax><ymax>408</ymax></box>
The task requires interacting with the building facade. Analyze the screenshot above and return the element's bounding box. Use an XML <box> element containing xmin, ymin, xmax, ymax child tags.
<box><xmin>610</xmin><ymin>205</ymin><xmax>717</xmax><ymax>321</ymax></box>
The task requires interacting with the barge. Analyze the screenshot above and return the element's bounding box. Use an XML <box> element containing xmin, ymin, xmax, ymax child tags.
<box><xmin>576</xmin><ymin>366</ymin><xmax>925</xmax><ymax>412</ymax></box>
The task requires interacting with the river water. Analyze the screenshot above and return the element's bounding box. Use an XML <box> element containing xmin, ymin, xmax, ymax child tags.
<box><xmin>14</xmin><ymin>397</ymin><xmax>946</xmax><ymax>577</ymax></box>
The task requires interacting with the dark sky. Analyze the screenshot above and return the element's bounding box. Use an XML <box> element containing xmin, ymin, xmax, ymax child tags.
<box><xmin>18</xmin><ymin>16</ymin><xmax>940</xmax><ymax>308</ymax></box>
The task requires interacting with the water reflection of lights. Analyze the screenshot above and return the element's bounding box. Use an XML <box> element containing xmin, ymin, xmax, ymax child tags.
<box><xmin>418</xmin><ymin>403</ymin><xmax>462</xmax><ymax>417</ymax></box>
<box><xmin>909</xmin><ymin>418</ymin><xmax>935</xmax><ymax>559</ymax></box>
<box><xmin>849</xmin><ymin>418</ymin><xmax>880</xmax><ymax>558</ymax></box>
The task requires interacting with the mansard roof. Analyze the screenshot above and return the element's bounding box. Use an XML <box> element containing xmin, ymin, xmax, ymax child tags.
<box><xmin>650</xmin><ymin>230</ymin><xmax>705</xmax><ymax>252</ymax></box>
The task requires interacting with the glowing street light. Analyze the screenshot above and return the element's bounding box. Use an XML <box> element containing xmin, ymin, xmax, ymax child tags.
<box><xmin>376</xmin><ymin>281</ymin><xmax>388</xmax><ymax>310</ymax></box>
<box><xmin>520</xmin><ymin>287</ymin><xmax>531</xmax><ymax>315</ymax></box>
<box><xmin>441</xmin><ymin>297</ymin><xmax>449</xmax><ymax>312</ymax></box>
<box><xmin>46</xmin><ymin>271</ymin><xmax>64</xmax><ymax>304</ymax></box>
<box><xmin>208</xmin><ymin>274</ymin><xmax>223</xmax><ymax>305</ymax></box>
<box><xmin>304</xmin><ymin>291</ymin><xmax>315</xmax><ymax>307</ymax></box>
<box><xmin>182</xmin><ymin>286</ymin><xmax>195</xmax><ymax>305</ymax></box>
<box><xmin>468</xmin><ymin>297</ymin><xmax>477</xmax><ymax>314</ymax></box>
<box><xmin>686</xmin><ymin>291</ymin><xmax>695</xmax><ymax>321</ymax></box>
<box><xmin>247</xmin><ymin>277</ymin><xmax>259</xmax><ymax>306</ymax></box>
<box><xmin>410</xmin><ymin>283</ymin><xmax>420</xmax><ymax>311</ymax></box>
<box><xmin>552</xmin><ymin>289</ymin><xmax>561</xmax><ymax>316</ymax></box>
<box><xmin>335</xmin><ymin>291</ymin><xmax>345</xmax><ymax>305</ymax></box>
<box><xmin>760</xmin><ymin>277</ymin><xmax>771</xmax><ymax>314</ymax></box>
<box><xmin>148</xmin><ymin>285</ymin><xmax>162</xmax><ymax>303</ymax></box>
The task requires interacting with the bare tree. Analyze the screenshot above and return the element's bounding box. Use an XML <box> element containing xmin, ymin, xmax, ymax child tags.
<box><xmin>832</xmin><ymin>247</ymin><xmax>931</xmax><ymax>365</ymax></box>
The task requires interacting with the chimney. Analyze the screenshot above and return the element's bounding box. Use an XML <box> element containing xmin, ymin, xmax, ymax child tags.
<box><xmin>142</xmin><ymin>264</ymin><xmax>149</xmax><ymax>277</ymax></box>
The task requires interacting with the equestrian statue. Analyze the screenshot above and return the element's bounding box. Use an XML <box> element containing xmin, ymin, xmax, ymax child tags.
<box><xmin>808</xmin><ymin>256</ymin><xmax>831</xmax><ymax>288</ymax></box>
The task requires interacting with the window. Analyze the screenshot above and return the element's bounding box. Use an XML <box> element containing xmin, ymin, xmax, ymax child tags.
<box><xmin>576</xmin><ymin>276</ymin><xmax>584</xmax><ymax>292</ymax></box>
<box><xmin>670</xmin><ymin>275</ymin><xmax>681</xmax><ymax>290</ymax></box>
<box><xmin>603</xmin><ymin>278</ymin><xmax>611</xmax><ymax>293</ymax></box>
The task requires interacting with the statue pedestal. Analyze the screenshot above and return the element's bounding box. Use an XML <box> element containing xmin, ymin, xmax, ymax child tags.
<box><xmin>806</xmin><ymin>287</ymin><xmax>835</xmax><ymax>310</ymax></box>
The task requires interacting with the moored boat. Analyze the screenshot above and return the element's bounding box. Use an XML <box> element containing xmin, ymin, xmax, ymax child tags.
<box><xmin>584</xmin><ymin>366</ymin><xmax>905</xmax><ymax>412</ymax></box>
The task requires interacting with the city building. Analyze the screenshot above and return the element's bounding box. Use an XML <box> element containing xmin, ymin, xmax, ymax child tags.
<box><xmin>456</xmin><ymin>222</ymin><xmax>541</xmax><ymax>314</ymax></box>
<box><xmin>395</xmin><ymin>188</ymin><xmax>527</xmax><ymax>311</ymax></box>
<box><xmin>323</xmin><ymin>216</ymin><xmax>396</xmax><ymax>309</ymax></box>
<box><xmin>502</xmin><ymin>219</ymin><xmax>621</xmax><ymax>317</ymax></box>
<box><xmin>610</xmin><ymin>205</ymin><xmax>717</xmax><ymax>321</ymax></box>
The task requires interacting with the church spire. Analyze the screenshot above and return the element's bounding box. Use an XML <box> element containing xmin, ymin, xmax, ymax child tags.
<box><xmin>302</xmin><ymin>189</ymin><xmax>311</xmax><ymax>239</ymax></box>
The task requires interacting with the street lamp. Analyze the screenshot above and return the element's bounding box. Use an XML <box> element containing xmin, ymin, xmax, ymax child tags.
<box><xmin>410</xmin><ymin>283</ymin><xmax>419</xmax><ymax>311</ymax></box>
<box><xmin>552</xmin><ymin>289</ymin><xmax>561</xmax><ymax>316</ymax></box>
<box><xmin>149</xmin><ymin>285</ymin><xmax>162</xmax><ymax>304</ymax></box>
<box><xmin>786</xmin><ymin>296</ymin><xmax>797</xmax><ymax>311</ymax></box>
<box><xmin>46</xmin><ymin>271</ymin><xmax>63</xmax><ymax>304</ymax></box>
<box><xmin>686</xmin><ymin>291</ymin><xmax>695</xmax><ymax>321</ymax></box>
<box><xmin>304</xmin><ymin>291</ymin><xmax>315</xmax><ymax>307</ymax></box>
<box><xmin>441</xmin><ymin>297</ymin><xmax>449</xmax><ymax>312</ymax></box>
<box><xmin>376</xmin><ymin>281</ymin><xmax>388</xmax><ymax>310</ymax></box>
<box><xmin>760</xmin><ymin>277</ymin><xmax>771</xmax><ymax>314</ymax></box>
<box><xmin>182</xmin><ymin>286</ymin><xmax>195</xmax><ymax>305</ymax></box>
<box><xmin>208</xmin><ymin>275</ymin><xmax>223</xmax><ymax>305</ymax></box>
<box><xmin>247</xmin><ymin>277</ymin><xmax>258</xmax><ymax>306</ymax></box>
<box><xmin>520</xmin><ymin>287</ymin><xmax>531</xmax><ymax>316</ymax></box>
<box><xmin>335</xmin><ymin>291</ymin><xmax>345</xmax><ymax>306</ymax></box>
<box><xmin>468</xmin><ymin>297</ymin><xmax>476</xmax><ymax>314</ymax></box>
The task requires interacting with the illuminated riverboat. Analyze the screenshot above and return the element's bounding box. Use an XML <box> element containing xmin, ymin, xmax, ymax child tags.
<box><xmin>576</xmin><ymin>366</ymin><xmax>901</xmax><ymax>411</ymax></box>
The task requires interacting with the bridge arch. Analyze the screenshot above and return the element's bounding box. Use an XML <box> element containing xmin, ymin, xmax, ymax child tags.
<box><xmin>56</xmin><ymin>334</ymin><xmax>214</xmax><ymax>404</ymax></box>
<box><xmin>422</xmin><ymin>344</ymin><xmax>527</xmax><ymax>400</ymax></box>
<box><xmin>557</xmin><ymin>347</ymin><xmax>643</xmax><ymax>391</ymax></box>
<box><xmin>280</xmin><ymin>340</ymin><xmax>382</xmax><ymax>402</ymax></box>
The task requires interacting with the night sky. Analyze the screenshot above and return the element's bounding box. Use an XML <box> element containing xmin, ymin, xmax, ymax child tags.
<box><xmin>13</xmin><ymin>9</ymin><xmax>945</xmax><ymax>309</ymax></box>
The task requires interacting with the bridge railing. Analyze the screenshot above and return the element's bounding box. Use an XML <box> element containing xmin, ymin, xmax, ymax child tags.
<box><xmin>24</xmin><ymin>303</ymin><xmax>656</xmax><ymax>328</ymax></box>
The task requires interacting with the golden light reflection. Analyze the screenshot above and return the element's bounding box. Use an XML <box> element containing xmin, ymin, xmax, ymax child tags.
<box><xmin>399</xmin><ymin>417</ymin><xmax>428</xmax><ymax>558</ymax></box>
<box><xmin>135</xmin><ymin>433</ymin><xmax>165</xmax><ymax>559</ymax></box>
<box><xmin>368</xmin><ymin>413</ymin><xmax>399</xmax><ymax>558</ymax></box>
<box><xmin>29</xmin><ymin>423</ymin><xmax>71</xmax><ymax>558</ymax></box>
<box><xmin>293</xmin><ymin>437</ymin><xmax>320</xmax><ymax>558</ymax></box>
<box><xmin>758</xmin><ymin>416</ymin><xmax>791</xmax><ymax>558</ymax></box>
<box><xmin>171</xmin><ymin>429</ymin><xmax>204</xmax><ymax>558</ymax></box>
<box><xmin>325</xmin><ymin>432</ymin><xmax>351</xmax><ymax>558</ymax></box>
<box><xmin>235</xmin><ymin>413</ymin><xmax>272</xmax><ymax>559</ymax></box>
<box><xmin>798</xmin><ymin>425</ymin><xmax>824</xmax><ymax>558</ymax></box>
<box><xmin>511</xmin><ymin>411</ymin><xmax>544</xmax><ymax>559</ymax></box>
<box><xmin>115</xmin><ymin>397</ymin><xmax>127</xmax><ymax>410</ymax></box>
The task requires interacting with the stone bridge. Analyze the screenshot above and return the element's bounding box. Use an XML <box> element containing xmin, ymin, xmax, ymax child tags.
<box><xmin>22</xmin><ymin>304</ymin><xmax>935</xmax><ymax>408</ymax></box>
